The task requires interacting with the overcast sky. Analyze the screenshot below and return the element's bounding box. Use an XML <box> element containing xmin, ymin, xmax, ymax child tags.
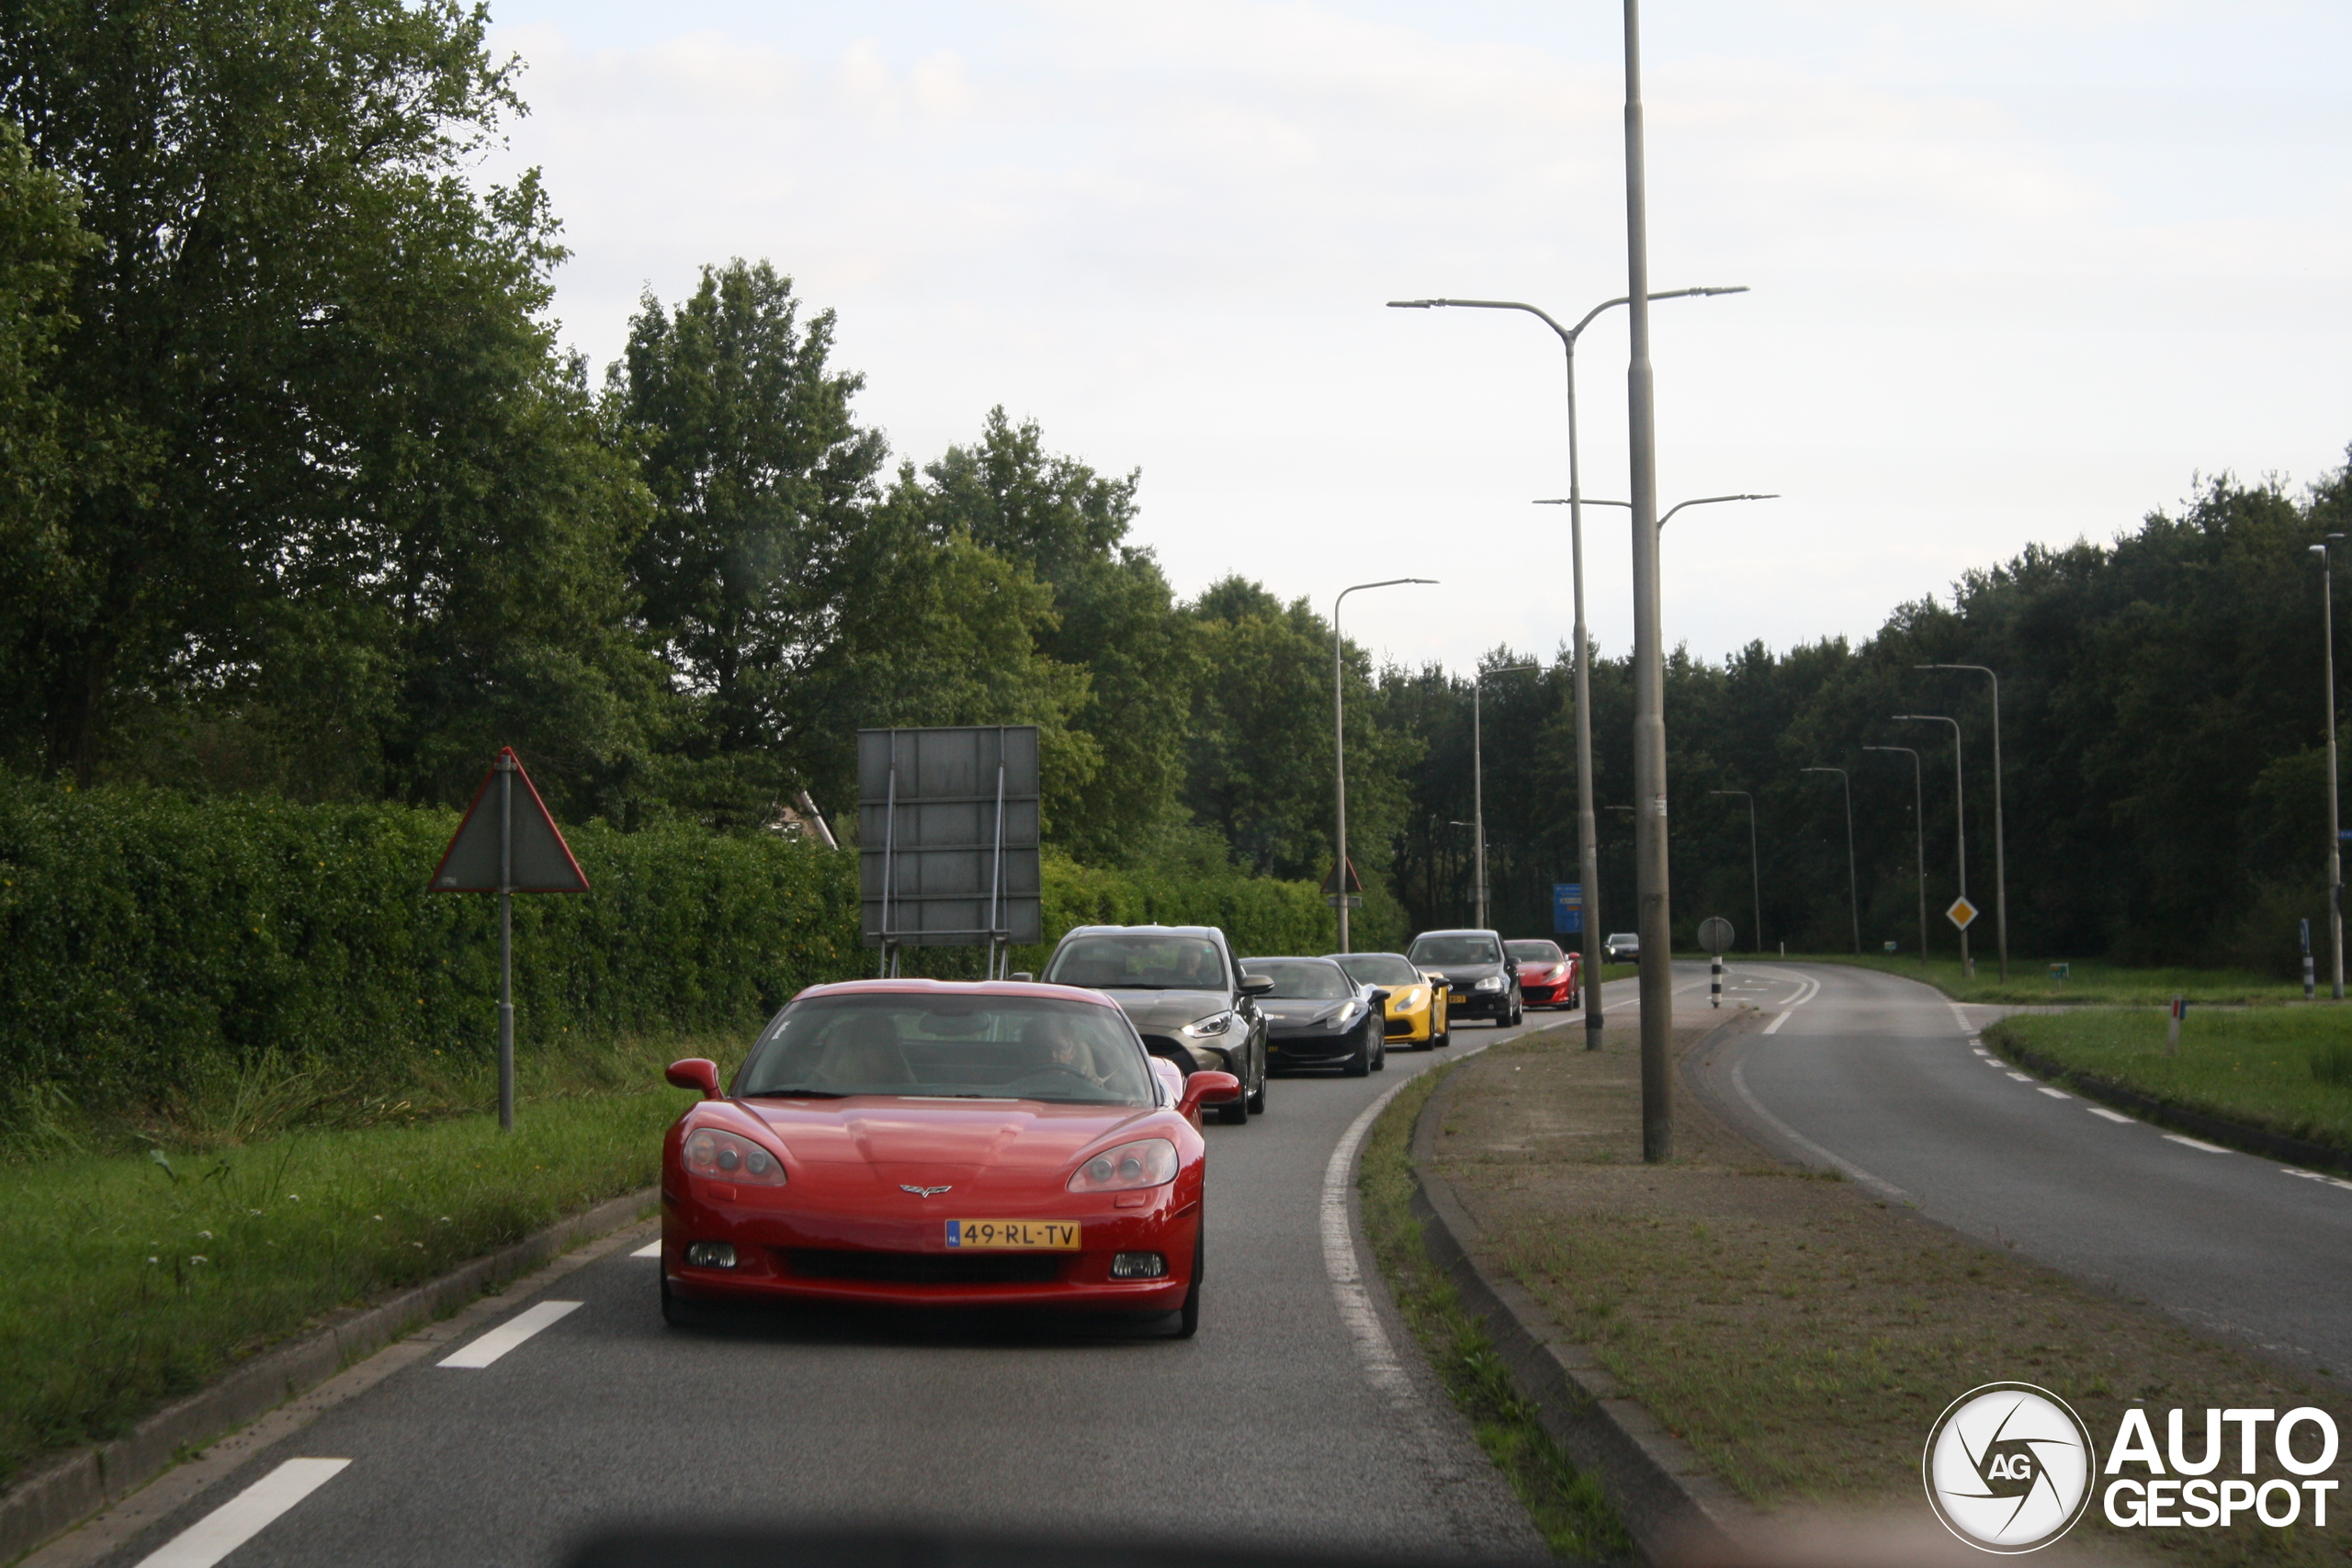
<box><xmin>479</xmin><ymin>0</ymin><xmax>2352</xmax><ymax>674</ymax></box>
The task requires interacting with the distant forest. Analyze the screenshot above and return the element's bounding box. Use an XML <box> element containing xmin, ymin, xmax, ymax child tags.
<box><xmin>0</xmin><ymin>0</ymin><xmax>2342</xmax><ymax>970</ymax></box>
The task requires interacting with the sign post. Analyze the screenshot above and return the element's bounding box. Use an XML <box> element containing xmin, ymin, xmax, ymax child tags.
<box><xmin>1697</xmin><ymin>917</ymin><xmax>1735</xmax><ymax>1009</ymax></box>
<box><xmin>428</xmin><ymin>748</ymin><xmax>590</xmax><ymax>1130</ymax></box>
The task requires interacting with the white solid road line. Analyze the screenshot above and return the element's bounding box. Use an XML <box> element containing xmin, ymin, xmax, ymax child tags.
<box><xmin>2089</xmin><ymin>1108</ymin><xmax>2135</xmax><ymax>1123</ymax></box>
<box><xmin>2163</xmin><ymin>1134</ymin><xmax>2232</xmax><ymax>1155</ymax></box>
<box><xmin>132</xmin><ymin>1457</ymin><xmax>349</xmax><ymax>1568</ymax></box>
<box><xmin>1761</xmin><ymin>1011</ymin><xmax>1791</xmax><ymax>1035</ymax></box>
<box><xmin>436</xmin><ymin>1300</ymin><xmax>582</xmax><ymax>1369</ymax></box>
<box><xmin>1728</xmin><ymin>1056</ymin><xmax>1910</xmax><ymax>1202</ymax></box>
<box><xmin>630</xmin><ymin>1241</ymin><xmax>662</xmax><ymax>1258</ymax></box>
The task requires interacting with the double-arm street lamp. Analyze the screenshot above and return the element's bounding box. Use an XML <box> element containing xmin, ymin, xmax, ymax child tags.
<box><xmin>1472</xmin><ymin>663</ymin><xmax>1540</xmax><ymax>931</ymax></box>
<box><xmin>1895</xmin><ymin>714</ymin><xmax>1971</xmax><ymax>975</ymax></box>
<box><xmin>1862</xmin><ymin>745</ymin><xmax>1928</xmax><ymax>963</ymax></box>
<box><xmin>2316</xmin><ymin>535</ymin><xmax>2346</xmax><ymax>1000</ymax></box>
<box><xmin>1916</xmin><ymin>664</ymin><xmax>2008</xmax><ymax>981</ymax></box>
<box><xmin>1708</xmin><ymin>789</ymin><xmax>1761</xmax><ymax>953</ymax></box>
<box><xmin>1800</xmin><ymin>766</ymin><xmax>1860</xmax><ymax>954</ymax></box>
<box><xmin>1333</xmin><ymin>579</ymin><xmax>1436</xmax><ymax>951</ymax></box>
<box><xmin>1390</xmin><ymin>286</ymin><xmax>1743</xmax><ymax>1054</ymax></box>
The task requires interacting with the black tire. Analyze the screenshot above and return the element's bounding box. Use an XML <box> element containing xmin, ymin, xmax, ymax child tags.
<box><xmin>1432</xmin><ymin>1015</ymin><xmax>1452</xmax><ymax>1048</ymax></box>
<box><xmin>660</xmin><ymin>1270</ymin><xmax>698</xmax><ymax>1329</ymax></box>
<box><xmin>1174</xmin><ymin>1223</ymin><xmax>1203</xmax><ymax>1339</ymax></box>
<box><xmin>1217</xmin><ymin>1058</ymin><xmax>1250</xmax><ymax>1124</ymax></box>
<box><xmin>1247</xmin><ymin>1055</ymin><xmax>1267</xmax><ymax>1114</ymax></box>
<box><xmin>1372</xmin><ymin>1034</ymin><xmax>1386</xmax><ymax>1072</ymax></box>
<box><xmin>1342</xmin><ymin>1021</ymin><xmax>1374</xmax><ymax>1077</ymax></box>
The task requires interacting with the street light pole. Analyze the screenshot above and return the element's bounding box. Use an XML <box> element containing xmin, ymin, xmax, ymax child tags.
<box><xmin>1709</xmin><ymin>789</ymin><xmax>1761</xmax><ymax>953</ymax></box>
<box><xmin>1391</xmin><ymin>288</ymin><xmax>1743</xmax><ymax>1054</ymax></box>
<box><xmin>1896</xmin><ymin>714</ymin><xmax>1969</xmax><ymax>975</ymax></box>
<box><xmin>1863</xmin><ymin>745</ymin><xmax>1928</xmax><ymax>964</ymax></box>
<box><xmin>2315</xmin><ymin>536</ymin><xmax>2346</xmax><ymax>999</ymax></box>
<box><xmin>1473</xmin><ymin>662</ymin><xmax>1540</xmax><ymax>931</ymax></box>
<box><xmin>1801</xmin><ymin>766</ymin><xmax>1860</xmax><ymax>954</ymax></box>
<box><xmin>1918</xmin><ymin>664</ymin><xmax>2007</xmax><ymax>981</ymax></box>
<box><xmin>1334</xmin><ymin>578</ymin><xmax>1435</xmax><ymax>951</ymax></box>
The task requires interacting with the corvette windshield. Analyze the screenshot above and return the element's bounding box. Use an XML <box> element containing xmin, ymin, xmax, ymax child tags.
<box><xmin>738</xmin><ymin>996</ymin><xmax>1155</xmax><ymax>1105</ymax></box>
<box><xmin>1408</xmin><ymin>934</ymin><xmax>1502</xmax><ymax>965</ymax></box>
<box><xmin>1044</xmin><ymin>933</ymin><xmax>1227</xmax><ymax>990</ymax></box>
<box><xmin>1335</xmin><ymin>953</ymin><xmax>1420</xmax><ymax>987</ymax></box>
<box><xmin>1506</xmin><ymin>941</ymin><xmax>1565</xmax><ymax>964</ymax></box>
<box><xmin>1244</xmin><ymin>959</ymin><xmax>1351</xmax><ymax>1000</ymax></box>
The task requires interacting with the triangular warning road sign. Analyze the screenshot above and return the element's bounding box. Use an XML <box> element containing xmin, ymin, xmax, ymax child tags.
<box><xmin>1321</xmin><ymin>856</ymin><xmax>1363</xmax><ymax>896</ymax></box>
<box><xmin>428</xmin><ymin>749</ymin><xmax>590</xmax><ymax>894</ymax></box>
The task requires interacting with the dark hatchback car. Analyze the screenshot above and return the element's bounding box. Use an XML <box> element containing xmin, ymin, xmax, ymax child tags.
<box><xmin>1405</xmin><ymin>929</ymin><xmax>1521</xmax><ymax>1027</ymax></box>
<box><xmin>1242</xmin><ymin>956</ymin><xmax>1387</xmax><ymax>1077</ymax></box>
<box><xmin>1038</xmin><ymin>924</ymin><xmax>1272</xmax><ymax>1125</ymax></box>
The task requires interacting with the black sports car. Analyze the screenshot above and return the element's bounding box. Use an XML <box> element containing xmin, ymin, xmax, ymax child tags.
<box><xmin>1242</xmin><ymin>956</ymin><xmax>1388</xmax><ymax>1077</ymax></box>
<box><xmin>1405</xmin><ymin>928</ymin><xmax>1521</xmax><ymax>1027</ymax></box>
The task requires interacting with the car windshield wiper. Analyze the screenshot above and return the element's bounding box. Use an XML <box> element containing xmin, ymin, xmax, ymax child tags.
<box><xmin>742</xmin><ymin>1087</ymin><xmax>848</xmax><ymax>1099</ymax></box>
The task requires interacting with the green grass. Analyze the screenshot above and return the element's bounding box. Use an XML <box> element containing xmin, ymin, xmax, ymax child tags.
<box><xmin>1358</xmin><ymin>1058</ymin><xmax>1632</xmax><ymax>1562</ymax></box>
<box><xmin>1990</xmin><ymin>1006</ymin><xmax>2352</xmax><ymax>1153</ymax></box>
<box><xmin>1767</xmin><ymin>950</ymin><xmax>2304</xmax><ymax>1006</ymax></box>
<box><xmin>0</xmin><ymin>1034</ymin><xmax>729</xmax><ymax>1488</ymax></box>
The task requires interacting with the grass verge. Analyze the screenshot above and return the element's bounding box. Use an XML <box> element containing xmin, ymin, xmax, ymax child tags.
<box><xmin>1358</xmin><ymin>1054</ymin><xmax>1633</xmax><ymax>1562</ymax></box>
<box><xmin>1431</xmin><ymin>1023</ymin><xmax>2349</xmax><ymax>1566</ymax></box>
<box><xmin>0</xmin><ymin>1032</ymin><xmax>727</xmax><ymax>1490</ymax></box>
<box><xmin>1989</xmin><ymin>1008</ymin><xmax>2352</xmax><ymax>1155</ymax></box>
<box><xmin>1764</xmin><ymin>952</ymin><xmax>2303</xmax><ymax>1007</ymax></box>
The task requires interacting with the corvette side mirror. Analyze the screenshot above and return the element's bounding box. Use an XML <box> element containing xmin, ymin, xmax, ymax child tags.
<box><xmin>1179</xmin><ymin>1070</ymin><xmax>1243</xmax><ymax>1118</ymax></box>
<box><xmin>665</xmin><ymin>1058</ymin><xmax>721</xmax><ymax>1100</ymax></box>
<box><xmin>1239</xmin><ymin>974</ymin><xmax>1274</xmax><ymax>996</ymax></box>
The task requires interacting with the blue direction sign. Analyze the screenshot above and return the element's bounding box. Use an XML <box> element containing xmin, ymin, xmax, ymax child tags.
<box><xmin>1552</xmin><ymin>883</ymin><xmax>1583</xmax><ymax>935</ymax></box>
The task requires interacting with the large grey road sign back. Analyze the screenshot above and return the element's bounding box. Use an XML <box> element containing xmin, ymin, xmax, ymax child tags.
<box><xmin>859</xmin><ymin>726</ymin><xmax>1041</xmax><ymax>948</ymax></box>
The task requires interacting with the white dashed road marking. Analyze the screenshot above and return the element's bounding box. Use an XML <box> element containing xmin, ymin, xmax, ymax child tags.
<box><xmin>630</xmin><ymin>1241</ymin><xmax>662</xmax><ymax>1258</ymax></box>
<box><xmin>2038</xmin><ymin>1088</ymin><xmax>2071</xmax><ymax>1100</ymax></box>
<box><xmin>2163</xmin><ymin>1134</ymin><xmax>2231</xmax><ymax>1155</ymax></box>
<box><xmin>2089</xmin><ymin>1108</ymin><xmax>2135</xmax><ymax>1123</ymax></box>
<box><xmin>2007</xmin><ymin>1072</ymin><xmax>2035</xmax><ymax>1083</ymax></box>
<box><xmin>436</xmin><ymin>1301</ymin><xmax>582</xmax><ymax>1369</ymax></box>
<box><xmin>133</xmin><ymin>1457</ymin><xmax>348</xmax><ymax>1568</ymax></box>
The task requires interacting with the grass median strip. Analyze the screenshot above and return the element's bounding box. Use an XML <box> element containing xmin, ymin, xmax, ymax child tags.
<box><xmin>1986</xmin><ymin>1008</ymin><xmax>2352</xmax><ymax>1156</ymax></box>
<box><xmin>1358</xmin><ymin>1049</ymin><xmax>1632</xmax><ymax>1563</ymax></box>
<box><xmin>0</xmin><ymin>1034</ymin><xmax>724</xmax><ymax>1490</ymax></box>
<box><xmin>1424</xmin><ymin>1021</ymin><xmax>2350</xmax><ymax>1566</ymax></box>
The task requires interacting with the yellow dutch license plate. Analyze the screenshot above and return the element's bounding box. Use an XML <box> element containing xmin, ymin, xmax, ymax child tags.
<box><xmin>946</xmin><ymin>1219</ymin><xmax>1080</xmax><ymax>1249</ymax></box>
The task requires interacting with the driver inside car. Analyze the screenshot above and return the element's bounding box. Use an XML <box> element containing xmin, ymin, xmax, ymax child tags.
<box><xmin>1028</xmin><ymin>1013</ymin><xmax>1111</xmax><ymax>1089</ymax></box>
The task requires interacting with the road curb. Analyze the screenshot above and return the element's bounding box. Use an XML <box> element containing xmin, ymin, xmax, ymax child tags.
<box><xmin>1404</xmin><ymin>1020</ymin><xmax>1763</xmax><ymax>1567</ymax></box>
<box><xmin>0</xmin><ymin>1185</ymin><xmax>657</xmax><ymax>1566</ymax></box>
<box><xmin>1996</xmin><ymin>1037</ymin><xmax>2352</xmax><ymax>1179</ymax></box>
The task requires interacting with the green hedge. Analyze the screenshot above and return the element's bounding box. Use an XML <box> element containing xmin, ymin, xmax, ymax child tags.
<box><xmin>0</xmin><ymin>779</ymin><xmax>1367</xmax><ymax>1102</ymax></box>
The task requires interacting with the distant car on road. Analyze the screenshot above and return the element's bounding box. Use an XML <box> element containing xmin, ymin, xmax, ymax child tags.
<box><xmin>1244</xmin><ymin>955</ymin><xmax>1387</xmax><ymax>1077</ymax></box>
<box><xmin>1038</xmin><ymin>925</ymin><xmax>1272</xmax><ymax>1125</ymax></box>
<box><xmin>658</xmin><ymin>978</ymin><xmax>1240</xmax><ymax>1337</ymax></box>
<box><xmin>1603</xmin><ymin>931</ymin><xmax>1641</xmax><ymax>964</ymax></box>
<box><xmin>1406</xmin><ymin>929</ymin><xmax>1521</xmax><ymax>1028</ymax></box>
<box><xmin>1505</xmin><ymin>940</ymin><xmax>1580</xmax><ymax>1010</ymax></box>
<box><xmin>1329</xmin><ymin>951</ymin><xmax>1450</xmax><ymax>1050</ymax></box>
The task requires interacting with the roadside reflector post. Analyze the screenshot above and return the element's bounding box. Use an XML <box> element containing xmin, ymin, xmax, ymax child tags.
<box><xmin>2167</xmin><ymin>994</ymin><xmax>2186</xmax><ymax>1056</ymax></box>
<box><xmin>2304</xmin><ymin>918</ymin><xmax>2316</xmax><ymax>1001</ymax></box>
<box><xmin>427</xmin><ymin>747</ymin><xmax>592</xmax><ymax>1132</ymax></box>
<box><xmin>1696</xmin><ymin>917</ymin><xmax>1734</xmax><ymax>1010</ymax></box>
<box><xmin>1711</xmin><ymin>954</ymin><xmax>1722</xmax><ymax>1008</ymax></box>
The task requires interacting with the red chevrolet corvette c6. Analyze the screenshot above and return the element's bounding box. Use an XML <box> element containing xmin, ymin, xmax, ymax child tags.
<box><xmin>659</xmin><ymin>978</ymin><xmax>1240</xmax><ymax>1337</ymax></box>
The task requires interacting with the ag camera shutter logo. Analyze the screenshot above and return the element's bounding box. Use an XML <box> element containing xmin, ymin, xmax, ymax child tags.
<box><xmin>1924</xmin><ymin>1382</ymin><xmax>2096</xmax><ymax>1552</ymax></box>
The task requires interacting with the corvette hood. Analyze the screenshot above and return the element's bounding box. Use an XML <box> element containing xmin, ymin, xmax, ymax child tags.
<box><xmin>1102</xmin><ymin>988</ymin><xmax>1233</xmax><ymax>1033</ymax></box>
<box><xmin>738</xmin><ymin>1098</ymin><xmax>1156</xmax><ymax>1196</ymax></box>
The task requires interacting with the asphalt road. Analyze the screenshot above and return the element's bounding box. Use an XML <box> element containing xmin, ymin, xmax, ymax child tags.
<box><xmin>65</xmin><ymin>1008</ymin><xmax>1588</xmax><ymax>1568</ymax></box>
<box><xmin>1690</xmin><ymin>958</ymin><xmax>2352</xmax><ymax>1379</ymax></box>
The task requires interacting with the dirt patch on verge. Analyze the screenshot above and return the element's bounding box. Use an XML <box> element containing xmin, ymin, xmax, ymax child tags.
<box><xmin>1423</xmin><ymin>1016</ymin><xmax>2350</xmax><ymax>1568</ymax></box>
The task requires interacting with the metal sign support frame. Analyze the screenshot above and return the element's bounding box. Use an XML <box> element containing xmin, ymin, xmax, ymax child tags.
<box><xmin>876</xmin><ymin>757</ymin><xmax>1015</xmax><ymax>980</ymax></box>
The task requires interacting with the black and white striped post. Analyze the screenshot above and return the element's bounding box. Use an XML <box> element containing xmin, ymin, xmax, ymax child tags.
<box><xmin>1697</xmin><ymin>917</ymin><xmax>1735</xmax><ymax>1010</ymax></box>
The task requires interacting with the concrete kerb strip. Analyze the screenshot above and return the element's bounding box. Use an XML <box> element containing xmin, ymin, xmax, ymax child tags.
<box><xmin>0</xmin><ymin>1186</ymin><xmax>658</xmax><ymax>1566</ymax></box>
<box><xmin>1405</xmin><ymin>1012</ymin><xmax>1765</xmax><ymax>1567</ymax></box>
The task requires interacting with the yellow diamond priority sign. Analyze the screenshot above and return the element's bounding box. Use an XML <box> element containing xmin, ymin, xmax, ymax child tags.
<box><xmin>1946</xmin><ymin>896</ymin><xmax>1979</xmax><ymax>931</ymax></box>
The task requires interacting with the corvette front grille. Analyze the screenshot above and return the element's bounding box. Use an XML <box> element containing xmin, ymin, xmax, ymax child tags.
<box><xmin>784</xmin><ymin>1248</ymin><xmax>1063</xmax><ymax>1285</ymax></box>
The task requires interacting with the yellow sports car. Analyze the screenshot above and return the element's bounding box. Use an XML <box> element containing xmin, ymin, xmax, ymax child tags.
<box><xmin>1329</xmin><ymin>952</ymin><xmax>1451</xmax><ymax>1050</ymax></box>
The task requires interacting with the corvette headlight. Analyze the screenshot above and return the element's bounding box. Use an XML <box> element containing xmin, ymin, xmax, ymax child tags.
<box><xmin>1181</xmin><ymin>1010</ymin><xmax>1235</xmax><ymax>1039</ymax></box>
<box><xmin>1069</xmin><ymin>1137</ymin><xmax>1179</xmax><ymax>1192</ymax></box>
<box><xmin>1475</xmin><ymin>976</ymin><xmax>1504</xmax><ymax>992</ymax></box>
<box><xmin>683</xmin><ymin>1127</ymin><xmax>786</xmax><ymax>1186</ymax></box>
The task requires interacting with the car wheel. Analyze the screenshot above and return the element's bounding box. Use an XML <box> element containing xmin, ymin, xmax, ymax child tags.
<box><xmin>1217</xmin><ymin>1057</ymin><xmax>1250</xmax><ymax>1124</ymax></box>
<box><xmin>660</xmin><ymin>1270</ymin><xmax>700</xmax><ymax>1329</ymax></box>
<box><xmin>1174</xmin><ymin>1222</ymin><xmax>1204</xmax><ymax>1339</ymax></box>
<box><xmin>1432</xmin><ymin>1017</ymin><xmax>1451</xmax><ymax>1048</ymax></box>
<box><xmin>1247</xmin><ymin>1056</ymin><xmax>1267</xmax><ymax>1114</ymax></box>
<box><xmin>1343</xmin><ymin>1021</ymin><xmax>1374</xmax><ymax>1077</ymax></box>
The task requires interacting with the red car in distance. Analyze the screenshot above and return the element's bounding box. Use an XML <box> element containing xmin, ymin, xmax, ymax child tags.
<box><xmin>659</xmin><ymin>978</ymin><xmax>1239</xmax><ymax>1337</ymax></box>
<box><xmin>1506</xmin><ymin>939</ymin><xmax>1582</xmax><ymax>1010</ymax></box>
